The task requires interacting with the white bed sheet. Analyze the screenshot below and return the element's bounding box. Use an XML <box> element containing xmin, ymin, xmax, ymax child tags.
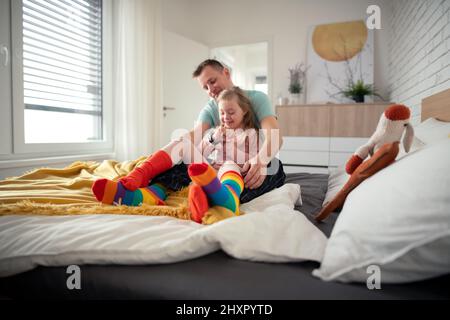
<box><xmin>0</xmin><ymin>184</ymin><xmax>327</xmax><ymax>277</ymax></box>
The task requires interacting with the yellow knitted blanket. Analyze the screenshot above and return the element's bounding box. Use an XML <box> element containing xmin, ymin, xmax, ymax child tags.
<box><xmin>0</xmin><ymin>157</ymin><xmax>191</xmax><ymax>220</ymax></box>
<box><xmin>0</xmin><ymin>158</ymin><xmax>234</xmax><ymax>224</ymax></box>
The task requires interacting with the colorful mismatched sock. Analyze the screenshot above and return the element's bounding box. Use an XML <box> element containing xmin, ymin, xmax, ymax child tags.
<box><xmin>118</xmin><ymin>150</ymin><xmax>173</xmax><ymax>191</ymax></box>
<box><xmin>92</xmin><ymin>178</ymin><xmax>167</xmax><ymax>206</ymax></box>
<box><xmin>188</xmin><ymin>163</ymin><xmax>243</xmax><ymax>219</ymax></box>
<box><xmin>188</xmin><ymin>183</ymin><xmax>210</xmax><ymax>223</ymax></box>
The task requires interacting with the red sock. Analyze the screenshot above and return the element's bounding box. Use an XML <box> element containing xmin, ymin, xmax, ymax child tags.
<box><xmin>188</xmin><ymin>183</ymin><xmax>210</xmax><ymax>223</ymax></box>
<box><xmin>119</xmin><ymin>150</ymin><xmax>173</xmax><ymax>191</ymax></box>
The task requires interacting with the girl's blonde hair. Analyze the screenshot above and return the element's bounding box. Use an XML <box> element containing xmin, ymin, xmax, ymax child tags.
<box><xmin>217</xmin><ymin>86</ymin><xmax>257</xmax><ymax>130</ymax></box>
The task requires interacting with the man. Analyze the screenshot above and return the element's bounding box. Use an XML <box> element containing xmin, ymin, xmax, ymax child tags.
<box><xmin>191</xmin><ymin>59</ymin><xmax>284</xmax><ymax>191</ymax></box>
<box><xmin>115</xmin><ymin>59</ymin><xmax>285</xmax><ymax>204</ymax></box>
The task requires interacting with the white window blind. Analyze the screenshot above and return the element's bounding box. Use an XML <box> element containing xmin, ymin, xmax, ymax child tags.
<box><xmin>22</xmin><ymin>0</ymin><xmax>103</xmax><ymax>143</ymax></box>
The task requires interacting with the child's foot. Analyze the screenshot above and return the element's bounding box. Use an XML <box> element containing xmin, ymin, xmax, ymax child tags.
<box><xmin>188</xmin><ymin>183</ymin><xmax>209</xmax><ymax>223</ymax></box>
<box><xmin>92</xmin><ymin>179</ymin><xmax>166</xmax><ymax>206</ymax></box>
<box><xmin>188</xmin><ymin>163</ymin><xmax>243</xmax><ymax>217</ymax></box>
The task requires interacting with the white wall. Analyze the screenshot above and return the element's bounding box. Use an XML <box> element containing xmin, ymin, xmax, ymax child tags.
<box><xmin>387</xmin><ymin>0</ymin><xmax>450</xmax><ymax>125</ymax></box>
<box><xmin>161</xmin><ymin>30</ymin><xmax>209</xmax><ymax>144</ymax></box>
<box><xmin>162</xmin><ymin>0</ymin><xmax>392</xmax><ymax>106</ymax></box>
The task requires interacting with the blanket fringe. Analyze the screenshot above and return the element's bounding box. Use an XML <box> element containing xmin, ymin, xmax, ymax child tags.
<box><xmin>0</xmin><ymin>159</ymin><xmax>234</xmax><ymax>224</ymax></box>
<box><xmin>0</xmin><ymin>187</ymin><xmax>191</xmax><ymax>220</ymax></box>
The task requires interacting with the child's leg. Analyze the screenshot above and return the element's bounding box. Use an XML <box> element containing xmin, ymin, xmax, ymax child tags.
<box><xmin>118</xmin><ymin>150</ymin><xmax>173</xmax><ymax>191</ymax></box>
<box><xmin>92</xmin><ymin>180</ymin><xmax>167</xmax><ymax>206</ymax></box>
<box><xmin>91</xmin><ymin>149</ymin><xmax>172</xmax><ymax>203</ymax></box>
<box><xmin>218</xmin><ymin>162</ymin><xmax>244</xmax><ymax>204</ymax></box>
<box><xmin>92</xmin><ymin>136</ymin><xmax>207</xmax><ymax>205</ymax></box>
<box><xmin>188</xmin><ymin>162</ymin><xmax>243</xmax><ymax>222</ymax></box>
<box><xmin>118</xmin><ymin>135</ymin><xmax>206</xmax><ymax>191</ymax></box>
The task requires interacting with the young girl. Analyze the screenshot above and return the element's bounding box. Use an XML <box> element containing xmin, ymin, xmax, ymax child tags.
<box><xmin>187</xmin><ymin>87</ymin><xmax>260</xmax><ymax>222</ymax></box>
<box><xmin>92</xmin><ymin>87</ymin><xmax>266</xmax><ymax>222</ymax></box>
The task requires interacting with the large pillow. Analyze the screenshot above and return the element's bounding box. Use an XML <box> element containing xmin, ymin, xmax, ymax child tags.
<box><xmin>396</xmin><ymin>117</ymin><xmax>447</xmax><ymax>159</ymax></box>
<box><xmin>322</xmin><ymin>166</ymin><xmax>349</xmax><ymax>207</ymax></box>
<box><xmin>313</xmin><ymin>138</ymin><xmax>450</xmax><ymax>283</ymax></box>
<box><xmin>414</xmin><ymin>117</ymin><xmax>450</xmax><ymax>145</ymax></box>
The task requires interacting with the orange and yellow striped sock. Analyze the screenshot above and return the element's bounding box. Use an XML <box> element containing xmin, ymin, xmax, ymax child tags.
<box><xmin>188</xmin><ymin>163</ymin><xmax>243</xmax><ymax>221</ymax></box>
<box><xmin>92</xmin><ymin>179</ymin><xmax>166</xmax><ymax>206</ymax></box>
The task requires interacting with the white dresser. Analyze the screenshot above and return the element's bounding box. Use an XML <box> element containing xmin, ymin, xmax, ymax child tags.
<box><xmin>276</xmin><ymin>103</ymin><xmax>392</xmax><ymax>174</ymax></box>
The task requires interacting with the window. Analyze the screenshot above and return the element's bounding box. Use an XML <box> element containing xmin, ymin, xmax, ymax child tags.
<box><xmin>254</xmin><ymin>75</ymin><xmax>268</xmax><ymax>94</ymax></box>
<box><xmin>210</xmin><ymin>41</ymin><xmax>270</xmax><ymax>98</ymax></box>
<box><xmin>22</xmin><ymin>0</ymin><xmax>103</xmax><ymax>143</ymax></box>
<box><xmin>1</xmin><ymin>0</ymin><xmax>112</xmax><ymax>158</ymax></box>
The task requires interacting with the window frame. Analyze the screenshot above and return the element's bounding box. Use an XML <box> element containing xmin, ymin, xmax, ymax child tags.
<box><xmin>0</xmin><ymin>0</ymin><xmax>13</xmax><ymax>156</ymax></box>
<box><xmin>10</xmin><ymin>0</ymin><xmax>113</xmax><ymax>156</ymax></box>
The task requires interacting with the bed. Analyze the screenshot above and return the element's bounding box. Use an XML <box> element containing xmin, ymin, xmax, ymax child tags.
<box><xmin>0</xmin><ymin>90</ymin><xmax>449</xmax><ymax>300</ymax></box>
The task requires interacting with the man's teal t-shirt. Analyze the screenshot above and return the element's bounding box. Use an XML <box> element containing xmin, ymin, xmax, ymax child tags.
<box><xmin>197</xmin><ymin>90</ymin><xmax>275</xmax><ymax>128</ymax></box>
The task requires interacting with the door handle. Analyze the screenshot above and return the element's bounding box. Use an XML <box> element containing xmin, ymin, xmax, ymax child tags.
<box><xmin>1</xmin><ymin>45</ymin><xmax>9</xmax><ymax>67</ymax></box>
<box><xmin>163</xmin><ymin>106</ymin><xmax>176</xmax><ymax>111</ymax></box>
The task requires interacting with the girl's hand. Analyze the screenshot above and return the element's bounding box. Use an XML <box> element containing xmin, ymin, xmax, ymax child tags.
<box><xmin>242</xmin><ymin>158</ymin><xmax>267</xmax><ymax>189</ymax></box>
<box><xmin>212</xmin><ymin>126</ymin><xmax>225</xmax><ymax>142</ymax></box>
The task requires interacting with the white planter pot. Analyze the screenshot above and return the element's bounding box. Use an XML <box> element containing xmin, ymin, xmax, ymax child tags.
<box><xmin>289</xmin><ymin>93</ymin><xmax>301</xmax><ymax>105</ymax></box>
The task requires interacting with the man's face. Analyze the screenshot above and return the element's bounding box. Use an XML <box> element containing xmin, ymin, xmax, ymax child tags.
<box><xmin>197</xmin><ymin>66</ymin><xmax>233</xmax><ymax>100</ymax></box>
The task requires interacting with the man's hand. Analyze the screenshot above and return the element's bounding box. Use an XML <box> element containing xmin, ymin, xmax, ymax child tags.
<box><xmin>242</xmin><ymin>159</ymin><xmax>267</xmax><ymax>189</ymax></box>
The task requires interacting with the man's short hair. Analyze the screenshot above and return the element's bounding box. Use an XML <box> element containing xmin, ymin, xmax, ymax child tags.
<box><xmin>192</xmin><ymin>59</ymin><xmax>224</xmax><ymax>78</ymax></box>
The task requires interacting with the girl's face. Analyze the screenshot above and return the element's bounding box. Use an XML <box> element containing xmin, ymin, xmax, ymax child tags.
<box><xmin>219</xmin><ymin>98</ymin><xmax>246</xmax><ymax>129</ymax></box>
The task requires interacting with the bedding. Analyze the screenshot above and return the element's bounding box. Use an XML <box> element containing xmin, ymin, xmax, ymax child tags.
<box><xmin>316</xmin><ymin>142</ymin><xmax>400</xmax><ymax>221</ymax></box>
<box><xmin>0</xmin><ymin>183</ymin><xmax>328</xmax><ymax>277</ymax></box>
<box><xmin>0</xmin><ymin>158</ymin><xmax>191</xmax><ymax>220</ymax></box>
<box><xmin>325</xmin><ymin>117</ymin><xmax>438</xmax><ymax>205</ymax></box>
<box><xmin>413</xmin><ymin>117</ymin><xmax>450</xmax><ymax>145</ymax></box>
<box><xmin>322</xmin><ymin>167</ymin><xmax>348</xmax><ymax>208</ymax></box>
<box><xmin>314</xmin><ymin>138</ymin><xmax>450</xmax><ymax>283</ymax></box>
<box><xmin>1</xmin><ymin>173</ymin><xmax>448</xmax><ymax>300</ymax></box>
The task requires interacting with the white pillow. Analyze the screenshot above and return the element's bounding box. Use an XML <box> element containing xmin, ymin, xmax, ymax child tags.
<box><xmin>313</xmin><ymin>138</ymin><xmax>450</xmax><ymax>283</ymax></box>
<box><xmin>397</xmin><ymin>135</ymin><xmax>425</xmax><ymax>159</ymax></box>
<box><xmin>322</xmin><ymin>166</ymin><xmax>349</xmax><ymax>206</ymax></box>
<box><xmin>414</xmin><ymin>117</ymin><xmax>450</xmax><ymax>145</ymax></box>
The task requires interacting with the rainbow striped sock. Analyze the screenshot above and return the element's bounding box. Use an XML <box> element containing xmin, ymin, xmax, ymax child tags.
<box><xmin>188</xmin><ymin>163</ymin><xmax>243</xmax><ymax>215</ymax></box>
<box><xmin>92</xmin><ymin>179</ymin><xmax>166</xmax><ymax>206</ymax></box>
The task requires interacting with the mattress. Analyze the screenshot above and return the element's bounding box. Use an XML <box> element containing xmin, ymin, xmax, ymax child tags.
<box><xmin>0</xmin><ymin>173</ymin><xmax>449</xmax><ymax>300</ymax></box>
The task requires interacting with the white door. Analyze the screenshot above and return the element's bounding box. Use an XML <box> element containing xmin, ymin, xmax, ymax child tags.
<box><xmin>162</xmin><ymin>31</ymin><xmax>209</xmax><ymax>146</ymax></box>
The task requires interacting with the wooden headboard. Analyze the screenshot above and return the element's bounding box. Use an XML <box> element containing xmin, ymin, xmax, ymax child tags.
<box><xmin>421</xmin><ymin>88</ymin><xmax>450</xmax><ymax>122</ymax></box>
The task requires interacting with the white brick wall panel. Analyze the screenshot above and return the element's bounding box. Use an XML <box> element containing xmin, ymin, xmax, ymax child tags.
<box><xmin>429</xmin><ymin>42</ymin><xmax>447</xmax><ymax>64</ymax></box>
<box><xmin>427</xmin><ymin>56</ymin><xmax>445</xmax><ymax>78</ymax></box>
<box><xmin>429</xmin><ymin>13</ymin><xmax>448</xmax><ymax>40</ymax></box>
<box><xmin>432</xmin><ymin>79</ymin><xmax>450</xmax><ymax>95</ymax></box>
<box><xmin>388</xmin><ymin>0</ymin><xmax>450</xmax><ymax>120</ymax></box>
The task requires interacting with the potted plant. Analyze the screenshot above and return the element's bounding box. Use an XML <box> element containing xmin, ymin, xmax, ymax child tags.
<box><xmin>288</xmin><ymin>63</ymin><xmax>309</xmax><ymax>104</ymax></box>
<box><xmin>324</xmin><ymin>41</ymin><xmax>385</xmax><ymax>103</ymax></box>
<box><xmin>326</xmin><ymin>66</ymin><xmax>384</xmax><ymax>103</ymax></box>
<box><xmin>342</xmin><ymin>79</ymin><xmax>377</xmax><ymax>103</ymax></box>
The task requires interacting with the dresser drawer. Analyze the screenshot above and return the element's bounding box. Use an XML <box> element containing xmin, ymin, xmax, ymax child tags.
<box><xmin>279</xmin><ymin>150</ymin><xmax>329</xmax><ymax>166</ymax></box>
<box><xmin>330</xmin><ymin>137</ymin><xmax>367</xmax><ymax>152</ymax></box>
<box><xmin>282</xmin><ymin>137</ymin><xmax>330</xmax><ymax>151</ymax></box>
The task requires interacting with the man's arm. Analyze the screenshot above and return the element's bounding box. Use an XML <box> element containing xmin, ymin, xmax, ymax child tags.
<box><xmin>258</xmin><ymin>115</ymin><xmax>283</xmax><ymax>163</ymax></box>
<box><xmin>243</xmin><ymin>115</ymin><xmax>283</xmax><ymax>189</ymax></box>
